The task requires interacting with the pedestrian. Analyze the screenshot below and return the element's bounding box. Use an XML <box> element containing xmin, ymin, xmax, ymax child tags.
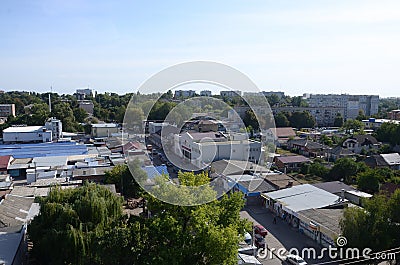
<box><xmin>273</xmin><ymin>216</ymin><xmax>277</xmax><ymax>224</ymax></box>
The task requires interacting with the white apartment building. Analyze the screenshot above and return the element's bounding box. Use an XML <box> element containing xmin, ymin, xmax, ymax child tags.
<box><xmin>174</xmin><ymin>90</ymin><xmax>196</xmax><ymax>98</ymax></box>
<box><xmin>200</xmin><ymin>90</ymin><xmax>212</xmax><ymax>96</ymax></box>
<box><xmin>262</xmin><ymin>91</ymin><xmax>285</xmax><ymax>99</ymax></box>
<box><xmin>220</xmin><ymin>90</ymin><xmax>242</xmax><ymax>98</ymax></box>
<box><xmin>174</xmin><ymin>131</ymin><xmax>264</xmax><ymax>168</ymax></box>
<box><xmin>304</xmin><ymin>94</ymin><xmax>379</xmax><ymax>120</ymax></box>
<box><xmin>45</xmin><ymin>117</ymin><xmax>63</xmax><ymax>140</ymax></box>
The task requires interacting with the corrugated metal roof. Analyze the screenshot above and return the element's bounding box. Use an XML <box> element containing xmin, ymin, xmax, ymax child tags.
<box><xmin>263</xmin><ymin>184</ymin><xmax>342</xmax><ymax>214</ymax></box>
<box><xmin>3</xmin><ymin>125</ymin><xmax>44</xmax><ymax>133</ymax></box>
<box><xmin>32</xmin><ymin>156</ymin><xmax>68</xmax><ymax>167</ymax></box>
<box><xmin>0</xmin><ymin>142</ymin><xmax>88</xmax><ymax>159</ymax></box>
<box><xmin>381</xmin><ymin>153</ymin><xmax>400</xmax><ymax>165</ymax></box>
<box><xmin>142</xmin><ymin>165</ymin><xmax>169</xmax><ymax>179</ymax></box>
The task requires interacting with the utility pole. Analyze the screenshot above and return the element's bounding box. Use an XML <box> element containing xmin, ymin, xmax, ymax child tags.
<box><xmin>49</xmin><ymin>86</ymin><xmax>52</xmax><ymax>113</ymax></box>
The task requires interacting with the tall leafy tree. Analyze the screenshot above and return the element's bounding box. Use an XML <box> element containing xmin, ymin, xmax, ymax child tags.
<box><xmin>275</xmin><ymin>112</ymin><xmax>290</xmax><ymax>127</ymax></box>
<box><xmin>341</xmin><ymin>191</ymin><xmax>400</xmax><ymax>252</ymax></box>
<box><xmin>288</xmin><ymin>111</ymin><xmax>316</xmax><ymax>129</ymax></box>
<box><xmin>29</xmin><ymin>183</ymin><xmax>124</xmax><ymax>265</ymax></box>
<box><xmin>333</xmin><ymin>113</ymin><xmax>344</xmax><ymax>127</ymax></box>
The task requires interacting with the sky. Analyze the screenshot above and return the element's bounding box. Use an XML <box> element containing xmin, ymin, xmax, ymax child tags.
<box><xmin>1</xmin><ymin>0</ymin><xmax>400</xmax><ymax>97</ymax></box>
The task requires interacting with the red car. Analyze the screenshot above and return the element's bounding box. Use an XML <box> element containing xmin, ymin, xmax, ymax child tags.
<box><xmin>254</xmin><ymin>224</ymin><xmax>268</xmax><ymax>237</ymax></box>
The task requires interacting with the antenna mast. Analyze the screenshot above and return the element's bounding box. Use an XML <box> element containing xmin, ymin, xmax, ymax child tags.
<box><xmin>49</xmin><ymin>86</ymin><xmax>52</xmax><ymax>113</ymax></box>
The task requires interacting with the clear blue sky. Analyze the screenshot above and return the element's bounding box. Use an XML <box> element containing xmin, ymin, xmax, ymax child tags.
<box><xmin>1</xmin><ymin>0</ymin><xmax>400</xmax><ymax>97</ymax></box>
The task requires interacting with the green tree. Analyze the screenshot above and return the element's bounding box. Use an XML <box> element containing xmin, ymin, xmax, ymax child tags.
<box><xmin>243</xmin><ymin>109</ymin><xmax>259</xmax><ymax>131</ymax></box>
<box><xmin>291</xmin><ymin>96</ymin><xmax>308</xmax><ymax>107</ymax></box>
<box><xmin>266</xmin><ymin>94</ymin><xmax>280</xmax><ymax>106</ymax></box>
<box><xmin>333</xmin><ymin>113</ymin><xmax>344</xmax><ymax>127</ymax></box>
<box><xmin>73</xmin><ymin>107</ymin><xmax>89</xmax><ymax>123</ymax></box>
<box><xmin>356</xmin><ymin>109</ymin><xmax>367</xmax><ymax>121</ymax></box>
<box><xmin>329</xmin><ymin>157</ymin><xmax>367</xmax><ymax>183</ymax></box>
<box><xmin>29</xmin><ymin>183</ymin><xmax>124</xmax><ymax>265</ymax></box>
<box><xmin>275</xmin><ymin>112</ymin><xmax>290</xmax><ymax>127</ymax></box>
<box><xmin>52</xmin><ymin>102</ymin><xmax>78</xmax><ymax>132</ymax></box>
<box><xmin>104</xmin><ymin>161</ymin><xmax>145</xmax><ymax>198</ymax></box>
<box><xmin>308</xmin><ymin>162</ymin><xmax>330</xmax><ymax>178</ymax></box>
<box><xmin>29</xmin><ymin>103</ymin><xmax>50</xmax><ymax>125</ymax></box>
<box><xmin>288</xmin><ymin>111</ymin><xmax>316</xmax><ymax>129</ymax></box>
<box><xmin>357</xmin><ymin>169</ymin><xmax>380</xmax><ymax>193</ymax></box>
<box><xmin>319</xmin><ymin>134</ymin><xmax>333</xmax><ymax>146</ymax></box>
<box><xmin>341</xmin><ymin>192</ymin><xmax>400</xmax><ymax>252</ymax></box>
<box><xmin>375</xmin><ymin>122</ymin><xmax>400</xmax><ymax>146</ymax></box>
<box><xmin>144</xmin><ymin>173</ymin><xmax>251</xmax><ymax>265</ymax></box>
<box><xmin>342</xmin><ymin>119</ymin><xmax>364</xmax><ymax>134</ymax></box>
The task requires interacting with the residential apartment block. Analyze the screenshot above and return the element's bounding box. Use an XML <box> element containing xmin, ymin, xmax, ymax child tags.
<box><xmin>174</xmin><ymin>90</ymin><xmax>195</xmax><ymax>98</ymax></box>
<box><xmin>220</xmin><ymin>90</ymin><xmax>242</xmax><ymax>98</ymax></box>
<box><xmin>200</xmin><ymin>90</ymin><xmax>212</xmax><ymax>96</ymax></box>
<box><xmin>303</xmin><ymin>94</ymin><xmax>379</xmax><ymax>120</ymax></box>
<box><xmin>0</xmin><ymin>104</ymin><xmax>16</xmax><ymax>118</ymax></box>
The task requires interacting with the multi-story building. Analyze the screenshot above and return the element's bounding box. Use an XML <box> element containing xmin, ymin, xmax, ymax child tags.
<box><xmin>262</xmin><ymin>91</ymin><xmax>285</xmax><ymax>99</ymax></box>
<box><xmin>272</xmin><ymin>107</ymin><xmax>345</xmax><ymax>127</ymax></box>
<box><xmin>174</xmin><ymin>90</ymin><xmax>195</xmax><ymax>98</ymax></box>
<box><xmin>76</xmin><ymin>88</ymin><xmax>94</xmax><ymax>100</ymax></box>
<box><xmin>220</xmin><ymin>90</ymin><xmax>242</xmax><ymax>98</ymax></box>
<box><xmin>45</xmin><ymin>117</ymin><xmax>63</xmax><ymax>140</ymax></box>
<box><xmin>200</xmin><ymin>90</ymin><xmax>212</xmax><ymax>96</ymax></box>
<box><xmin>78</xmin><ymin>100</ymin><xmax>94</xmax><ymax>114</ymax></box>
<box><xmin>388</xmin><ymin>110</ymin><xmax>400</xmax><ymax>120</ymax></box>
<box><xmin>91</xmin><ymin>123</ymin><xmax>119</xmax><ymax>138</ymax></box>
<box><xmin>0</xmin><ymin>104</ymin><xmax>16</xmax><ymax>118</ymax></box>
<box><xmin>234</xmin><ymin>105</ymin><xmax>344</xmax><ymax>127</ymax></box>
<box><xmin>174</xmin><ymin>131</ymin><xmax>264</xmax><ymax>168</ymax></box>
<box><xmin>304</xmin><ymin>94</ymin><xmax>379</xmax><ymax>120</ymax></box>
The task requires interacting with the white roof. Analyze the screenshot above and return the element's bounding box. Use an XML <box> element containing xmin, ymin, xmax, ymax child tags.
<box><xmin>3</xmin><ymin>126</ymin><xmax>44</xmax><ymax>133</ymax></box>
<box><xmin>92</xmin><ymin>123</ymin><xmax>118</xmax><ymax>128</ymax></box>
<box><xmin>227</xmin><ymin>174</ymin><xmax>258</xmax><ymax>182</ymax></box>
<box><xmin>32</xmin><ymin>156</ymin><xmax>68</xmax><ymax>167</ymax></box>
<box><xmin>346</xmin><ymin>190</ymin><xmax>373</xmax><ymax>198</ymax></box>
<box><xmin>381</xmin><ymin>153</ymin><xmax>400</xmax><ymax>165</ymax></box>
<box><xmin>263</xmin><ymin>184</ymin><xmax>342</xmax><ymax>214</ymax></box>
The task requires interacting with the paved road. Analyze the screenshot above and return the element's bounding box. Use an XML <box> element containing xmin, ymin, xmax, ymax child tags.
<box><xmin>241</xmin><ymin>205</ymin><xmax>336</xmax><ymax>265</ymax></box>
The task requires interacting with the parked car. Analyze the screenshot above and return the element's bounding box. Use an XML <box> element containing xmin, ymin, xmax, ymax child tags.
<box><xmin>286</xmin><ymin>254</ymin><xmax>307</xmax><ymax>265</ymax></box>
<box><xmin>254</xmin><ymin>234</ymin><xmax>266</xmax><ymax>249</ymax></box>
<box><xmin>254</xmin><ymin>224</ymin><xmax>268</xmax><ymax>237</ymax></box>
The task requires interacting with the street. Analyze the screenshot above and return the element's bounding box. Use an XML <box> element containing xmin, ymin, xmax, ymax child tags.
<box><xmin>241</xmin><ymin>205</ymin><xmax>336</xmax><ymax>265</ymax></box>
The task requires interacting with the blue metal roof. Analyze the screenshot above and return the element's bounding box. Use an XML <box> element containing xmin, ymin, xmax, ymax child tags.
<box><xmin>142</xmin><ymin>165</ymin><xmax>169</xmax><ymax>179</ymax></box>
<box><xmin>0</xmin><ymin>142</ymin><xmax>88</xmax><ymax>158</ymax></box>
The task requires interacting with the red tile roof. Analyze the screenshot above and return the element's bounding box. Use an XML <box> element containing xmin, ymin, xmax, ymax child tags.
<box><xmin>276</xmin><ymin>155</ymin><xmax>310</xmax><ymax>164</ymax></box>
<box><xmin>0</xmin><ymin>155</ymin><xmax>12</xmax><ymax>169</ymax></box>
<box><xmin>273</xmin><ymin>127</ymin><xmax>296</xmax><ymax>138</ymax></box>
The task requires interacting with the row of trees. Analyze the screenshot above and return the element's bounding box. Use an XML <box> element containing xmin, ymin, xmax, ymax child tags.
<box><xmin>274</xmin><ymin>111</ymin><xmax>316</xmax><ymax>128</ymax></box>
<box><xmin>29</xmin><ymin>170</ymin><xmax>251</xmax><ymax>265</ymax></box>
<box><xmin>375</xmin><ymin>122</ymin><xmax>400</xmax><ymax>146</ymax></box>
<box><xmin>341</xmin><ymin>189</ymin><xmax>400</xmax><ymax>254</ymax></box>
<box><xmin>302</xmin><ymin>157</ymin><xmax>400</xmax><ymax>193</ymax></box>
